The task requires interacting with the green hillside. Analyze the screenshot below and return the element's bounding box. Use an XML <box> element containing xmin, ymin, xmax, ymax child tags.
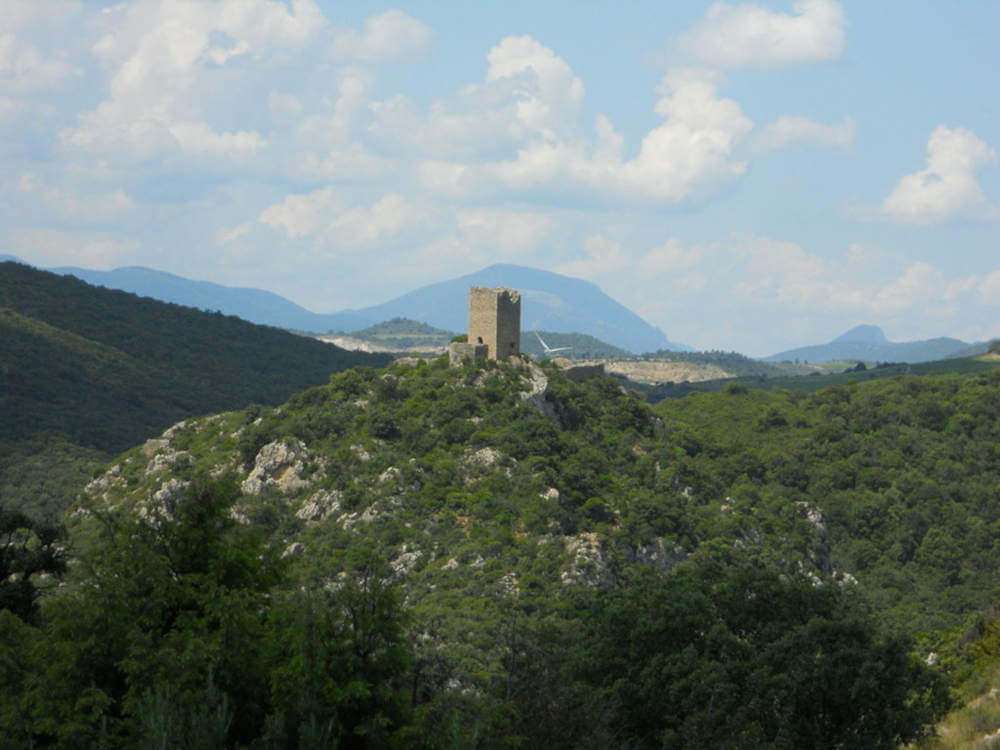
<box><xmin>9</xmin><ymin>356</ymin><xmax>1000</xmax><ymax>745</ymax></box>
<box><xmin>645</xmin><ymin>349</ymin><xmax>807</xmax><ymax>377</ymax></box>
<box><xmin>521</xmin><ymin>330</ymin><xmax>631</xmax><ymax>360</ymax></box>
<box><xmin>346</xmin><ymin>316</ymin><xmax>456</xmax><ymax>348</ymax></box>
<box><xmin>640</xmin><ymin>356</ymin><xmax>1000</xmax><ymax>400</ymax></box>
<box><xmin>0</xmin><ymin>261</ymin><xmax>389</xmax><ymax>517</ymax></box>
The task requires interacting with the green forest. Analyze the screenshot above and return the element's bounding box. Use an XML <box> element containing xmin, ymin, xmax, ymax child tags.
<box><xmin>0</xmin><ymin>261</ymin><xmax>389</xmax><ymax>518</ymax></box>
<box><xmin>6</xmin><ymin>349</ymin><xmax>1000</xmax><ymax>747</ymax></box>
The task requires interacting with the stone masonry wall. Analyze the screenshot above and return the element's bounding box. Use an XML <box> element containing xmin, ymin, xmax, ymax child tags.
<box><xmin>468</xmin><ymin>286</ymin><xmax>520</xmax><ymax>359</ymax></box>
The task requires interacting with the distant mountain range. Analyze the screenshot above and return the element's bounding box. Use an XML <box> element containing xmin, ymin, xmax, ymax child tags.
<box><xmin>764</xmin><ymin>324</ymin><xmax>983</xmax><ymax>364</ymax></box>
<box><xmin>347</xmin><ymin>264</ymin><xmax>686</xmax><ymax>354</ymax></box>
<box><xmin>6</xmin><ymin>256</ymin><xmax>686</xmax><ymax>354</ymax></box>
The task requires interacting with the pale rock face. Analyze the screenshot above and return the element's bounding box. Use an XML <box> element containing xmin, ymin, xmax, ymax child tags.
<box><xmin>141</xmin><ymin>439</ymin><xmax>168</xmax><ymax>457</ymax></box>
<box><xmin>466</xmin><ymin>447</ymin><xmax>503</xmax><ymax>468</ymax></box>
<box><xmin>85</xmin><ymin>463</ymin><xmax>123</xmax><ymax>495</ymax></box>
<box><xmin>539</xmin><ymin>487</ymin><xmax>560</xmax><ymax>500</ymax></box>
<box><xmin>339</xmin><ymin>504</ymin><xmax>380</xmax><ymax>530</ymax></box>
<box><xmin>624</xmin><ymin>538</ymin><xmax>687</xmax><ymax>572</ymax></box>
<box><xmin>795</xmin><ymin>501</ymin><xmax>827</xmax><ymax>534</ymax></box>
<box><xmin>161</xmin><ymin>420</ymin><xmax>189</xmax><ymax>440</ymax></box>
<box><xmin>241</xmin><ymin>439</ymin><xmax>313</xmax><ymax>495</ymax></box>
<box><xmin>561</xmin><ymin>532</ymin><xmax>614</xmax><ymax>587</ymax></box>
<box><xmin>350</xmin><ymin>444</ymin><xmax>373</xmax><ymax>462</ymax></box>
<box><xmin>442</xmin><ymin>557</ymin><xmax>460</xmax><ymax>570</ymax></box>
<box><xmin>144</xmin><ymin>450</ymin><xmax>189</xmax><ymax>478</ymax></box>
<box><xmin>519</xmin><ymin>361</ymin><xmax>560</xmax><ymax>423</ymax></box>
<box><xmin>296</xmin><ymin>489</ymin><xmax>343</xmax><ymax>522</ymax></box>
<box><xmin>282</xmin><ymin>542</ymin><xmax>305</xmax><ymax>558</ymax></box>
<box><xmin>499</xmin><ymin>572</ymin><xmax>520</xmax><ymax>596</ymax></box>
<box><xmin>378</xmin><ymin>466</ymin><xmax>402</xmax><ymax>483</ymax></box>
<box><xmin>795</xmin><ymin>501</ymin><xmax>832</xmax><ymax>574</ymax></box>
<box><xmin>138</xmin><ymin>478</ymin><xmax>191</xmax><ymax>525</ymax></box>
<box><xmin>391</xmin><ymin>546</ymin><xmax>422</xmax><ymax>577</ymax></box>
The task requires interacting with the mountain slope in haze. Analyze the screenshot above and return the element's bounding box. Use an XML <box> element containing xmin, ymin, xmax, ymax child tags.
<box><xmin>39</xmin><ymin>261</ymin><xmax>683</xmax><ymax>353</ymax></box>
<box><xmin>49</xmin><ymin>264</ymin><xmax>373</xmax><ymax>333</ymax></box>
<box><xmin>763</xmin><ymin>324</ymin><xmax>971</xmax><ymax>363</ymax></box>
<box><xmin>351</xmin><ymin>263</ymin><xmax>687</xmax><ymax>354</ymax></box>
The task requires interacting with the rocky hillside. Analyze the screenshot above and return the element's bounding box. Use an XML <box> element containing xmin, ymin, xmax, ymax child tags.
<box><xmin>78</xmin><ymin>357</ymin><xmax>1000</xmax><ymax>641</ymax></box>
<box><xmin>13</xmin><ymin>356</ymin><xmax>988</xmax><ymax>746</ymax></box>
<box><xmin>0</xmin><ymin>260</ymin><xmax>388</xmax><ymax>519</ymax></box>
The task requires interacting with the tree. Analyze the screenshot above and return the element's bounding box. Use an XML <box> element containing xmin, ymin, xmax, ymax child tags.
<box><xmin>0</xmin><ymin>504</ymin><xmax>65</xmax><ymax>625</ymax></box>
<box><xmin>574</xmin><ymin>554</ymin><xmax>951</xmax><ymax>749</ymax></box>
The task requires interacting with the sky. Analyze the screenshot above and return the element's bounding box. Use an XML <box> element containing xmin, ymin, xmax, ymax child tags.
<box><xmin>2</xmin><ymin>0</ymin><xmax>998</xmax><ymax>356</ymax></box>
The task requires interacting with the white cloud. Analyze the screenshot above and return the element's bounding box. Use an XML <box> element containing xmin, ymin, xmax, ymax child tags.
<box><xmin>216</xmin><ymin>221</ymin><xmax>254</xmax><ymax>246</ymax></box>
<box><xmin>258</xmin><ymin>188</ymin><xmax>433</xmax><ymax>249</ymax></box>
<box><xmin>168</xmin><ymin>121</ymin><xmax>267</xmax><ymax>160</ymax></box>
<box><xmin>414</xmin><ymin>67</ymin><xmax>752</xmax><ymax>203</ymax></box>
<box><xmin>881</xmin><ymin>126</ymin><xmax>997</xmax><ymax>224</ymax></box>
<box><xmin>16</xmin><ymin>173</ymin><xmax>134</xmax><ymax>221</ymax></box>
<box><xmin>325</xmin><ymin>193</ymin><xmax>430</xmax><ymax>248</ymax></box>
<box><xmin>619</xmin><ymin>68</ymin><xmax>752</xmax><ymax>200</ymax></box>
<box><xmin>456</xmin><ymin>208</ymin><xmax>553</xmax><ymax>253</ymax></box>
<box><xmin>976</xmin><ymin>271</ymin><xmax>1000</xmax><ymax>306</ymax></box>
<box><xmin>0</xmin><ymin>33</ymin><xmax>80</xmax><ymax>93</ymax></box>
<box><xmin>486</xmin><ymin>35</ymin><xmax>584</xmax><ymax>136</ymax></box>
<box><xmin>679</xmin><ymin>0</ymin><xmax>846</xmax><ymax>69</ymax></box>
<box><xmin>871</xmin><ymin>262</ymin><xmax>944</xmax><ymax>314</ymax></box>
<box><xmin>330</xmin><ymin>10</ymin><xmax>432</xmax><ymax>61</ymax></box>
<box><xmin>639</xmin><ymin>238</ymin><xmax>702</xmax><ymax>273</ymax></box>
<box><xmin>6</xmin><ymin>228</ymin><xmax>137</xmax><ymax>268</ymax></box>
<box><xmin>754</xmin><ymin>114</ymin><xmax>855</xmax><ymax>152</ymax></box>
<box><xmin>259</xmin><ymin>187</ymin><xmax>340</xmax><ymax>239</ymax></box>
<box><xmin>556</xmin><ymin>235</ymin><xmax>630</xmax><ymax>279</ymax></box>
<box><xmin>61</xmin><ymin>1</ymin><xmax>421</xmax><ymax>173</ymax></box>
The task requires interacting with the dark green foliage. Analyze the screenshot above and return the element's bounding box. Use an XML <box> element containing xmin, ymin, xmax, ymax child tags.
<box><xmin>656</xmin><ymin>372</ymin><xmax>1000</xmax><ymax>633</ymax></box>
<box><xmin>647</xmin><ymin>348</ymin><xmax>798</xmax><ymax>376</ymax></box>
<box><xmin>0</xmin><ymin>435</ymin><xmax>109</xmax><ymax>520</ymax></box>
<box><xmin>0</xmin><ymin>504</ymin><xmax>65</xmax><ymax>624</ymax></box>
<box><xmin>0</xmin><ymin>261</ymin><xmax>389</xmax><ymax>515</ymax></box>
<box><xmin>6</xmin><ymin>477</ymin><xmax>422</xmax><ymax>749</ymax></box>
<box><xmin>644</xmin><ymin>355</ymin><xmax>1000</xmax><ymax>399</ymax></box>
<box><xmin>0</xmin><ymin>261</ymin><xmax>388</xmax><ymax>454</ymax></box>
<box><xmin>3</xmin><ymin>355</ymin><xmax>984</xmax><ymax>746</ymax></box>
<box><xmin>575</xmin><ymin>555</ymin><xmax>950</xmax><ymax>749</ymax></box>
<box><xmin>347</xmin><ymin>317</ymin><xmax>456</xmax><ymax>348</ymax></box>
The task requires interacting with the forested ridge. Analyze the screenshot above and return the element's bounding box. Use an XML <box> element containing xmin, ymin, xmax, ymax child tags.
<box><xmin>0</xmin><ymin>261</ymin><xmax>389</xmax><ymax>518</ymax></box>
<box><xmin>7</xmin><ymin>354</ymin><xmax>1000</xmax><ymax>747</ymax></box>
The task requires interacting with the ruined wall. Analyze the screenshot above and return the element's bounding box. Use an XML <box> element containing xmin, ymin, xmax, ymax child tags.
<box><xmin>468</xmin><ymin>286</ymin><xmax>520</xmax><ymax>359</ymax></box>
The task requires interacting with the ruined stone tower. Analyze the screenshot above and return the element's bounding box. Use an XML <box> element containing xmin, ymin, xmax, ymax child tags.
<box><xmin>468</xmin><ymin>286</ymin><xmax>521</xmax><ymax>360</ymax></box>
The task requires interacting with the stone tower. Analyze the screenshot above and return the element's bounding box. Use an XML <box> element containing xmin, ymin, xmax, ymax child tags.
<box><xmin>468</xmin><ymin>286</ymin><xmax>521</xmax><ymax>360</ymax></box>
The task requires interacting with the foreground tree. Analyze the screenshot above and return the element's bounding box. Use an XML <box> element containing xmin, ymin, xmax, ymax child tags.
<box><xmin>0</xmin><ymin>504</ymin><xmax>65</xmax><ymax>625</ymax></box>
<box><xmin>573</xmin><ymin>553</ymin><xmax>951</xmax><ymax>749</ymax></box>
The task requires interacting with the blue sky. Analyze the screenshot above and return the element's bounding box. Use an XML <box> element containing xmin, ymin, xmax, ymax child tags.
<box><xmin>2</xmin><ymin>0</ymin><xmax>998</xmax><ymax>355</ymax></box>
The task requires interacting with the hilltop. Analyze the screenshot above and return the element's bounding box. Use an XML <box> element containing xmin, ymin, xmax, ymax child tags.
<box><xmin>11</xmin><ymin>352</ymin><xmax>1000</xmax><ymax>744</ymax></box>
<box><xmin>20</xmin><ymin>353</ymin><xmax>994</xmax><ymax>745</ymax></box>
<box><xmin>765</xmin><ymin>324</ymin><xmax>974</xmax><ymax>364</ymax></box>
<box><xmin>73</xmin><ymin>357</ymin><xmax>1000</xmax><ymax>638</ymax></box>
<box><xmin>33</xmin><ymin>259</ymin><xmax>685</xmax><ymax>354</ymax></box>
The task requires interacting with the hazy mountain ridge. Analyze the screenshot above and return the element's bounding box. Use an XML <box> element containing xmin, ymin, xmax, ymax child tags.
<box><xmin>349</xmin><ymin>263</ymin><xmax>688</xmax><ymax>354</ymax></box>
<box><xmin>29</xmin><ymin>258</ymin><xmax>685</xmax><ymax>354</ymax></box>
<box><xmin>764</xmin><ymin>324</ymin><xmax>975</xmax><ymax>363</ymax></box>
